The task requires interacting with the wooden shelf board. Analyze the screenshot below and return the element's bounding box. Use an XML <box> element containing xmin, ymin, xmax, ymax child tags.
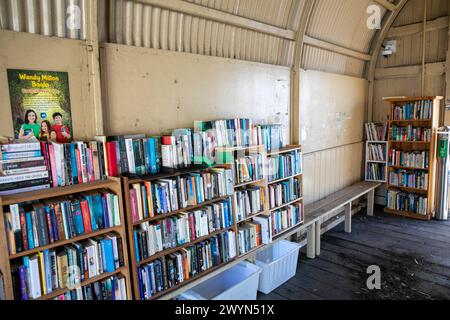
<box><xmin>367</xmin><ymin>141</ymin><xmax>388</xmax><ymax>144</ymax></box>
<box><xmin>366</xmin><ymin>160</ymin><xmax>387</xmax><ymax>164</ymax></box>
<box><xmin>148</xmin><ymin>258</ymin><xmax>237</xmax><ymax>300</ymax></box>
<box><xmin>365</xmin><ymin>179</ymin><xmax>386</xmax><ymax>183</ymax></box>
<box><xmin>132</xmin><ymin>196</ymin><xmax>231</xmax><ymax>226</ymax></box>
<box><xmin>234</xmin><ymin>179</ymin><xmax>265</xmax><ymax>188</ymax></box>
<box><xmin>387</xmin><ymin>185</ymin><xmax>428</xmax><ymax>195</ymax></box>
<box><xmin>268</xmin><ymin>173</ymin><xmax>302</xmax><ymax>185</ymax></box>
<box><xmin>272</xmin><ymin>221</ymin><xmax>305</xmax><ymax>240</ymax></box>
<box><xmin>384</xmin><ymin>208</ymin><xmax>431</xmax><ymax>221</ymax></box>
<box><xmin>1</xmin><ymin>179</ymin><xmax>116</xmax><ymax>206</ymax></box>
<box><xmin>266</xmin><ymin>145</ymin><xmax>302</xmax><ymax>157</ymax></box>
<box><xmin>389</xmin><ymin>141</ymin><xmax>430</xmax><ymax>144</ymax></box>
<box><xmin>237</xmin><ymin>210</ymin><xmax>269</xmax><ymax>224</ymax></box>
<box><xmin>126</xmin><ymin>165</ymin><xmax>211</xmax><ymax>184</ymax></box>
<box><xmin>34</xmin><ymin>266</ymin><xmax>127</xmax><ymax>300</ymax></box>
<box><xmin>136</xmin><ymin>227</ymin><xmax>235</xmax><ymax>266</ymax></box>
<box><xmin>9</xmin><ymin>226</ymin><xmax>123</xmax><ymax>260</ymax></box>
<box><xmin>389</xmin><ymin>166</ymin><xmax>429</xmax><ymax>171</ymax></box>
<box><xmin>269</xmin><ymin>197</ymin><xmax>304</xmax><ymax>212</ymax></box>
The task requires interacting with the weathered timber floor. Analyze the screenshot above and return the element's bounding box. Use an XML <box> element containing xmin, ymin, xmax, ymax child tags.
<box><xmin>258</xmin><ymin>206</ymin><xmax>450</xmax><ymax>300</ymax></box>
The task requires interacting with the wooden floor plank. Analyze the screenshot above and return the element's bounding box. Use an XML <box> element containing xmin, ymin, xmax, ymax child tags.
<box><xmin>258</xmin><ymin>208</ymin><xmax>450</xmax><ymax>300</ymax></box>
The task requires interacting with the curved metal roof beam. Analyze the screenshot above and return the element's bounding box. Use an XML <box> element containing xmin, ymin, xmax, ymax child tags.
<box><xmin>367</xmin><ymin>0</ymin><xmax>409</xmax><ymax>121</ymax></box>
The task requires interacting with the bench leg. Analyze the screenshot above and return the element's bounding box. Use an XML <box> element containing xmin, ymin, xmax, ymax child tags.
<box><xmin>345</xmin><ymin>203</ymin><xmax>352</xmax><ymax>233</ymax></box>
<box><xmin>307</xmin><ymin>224</ymin><xmax>316</xmax><ymax>259</ymax></box>
<box><xmin>367</xmin><ymin>189</ymin><xmax>375</xmax><ymax>217</ymax></box>
<box><xmin>315</xmin><ymin>221</ymin><xmax>321</xmax><ymax>256</ymax></box>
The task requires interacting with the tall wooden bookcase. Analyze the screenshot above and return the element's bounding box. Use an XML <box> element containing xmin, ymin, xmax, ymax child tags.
<box><xmin>0</xmin><ymin>178</ymin><xmax>132</xmax><ymax>300</ymax></box>
<box><xmin>384</xmin><ymin>96</ymin><xmax>442</xmax><ymax>220</ymax></box>
<box><xmin>122</xmin><ymin>144</ymin><xmax>304</xmax><ymax>300</ymax></box>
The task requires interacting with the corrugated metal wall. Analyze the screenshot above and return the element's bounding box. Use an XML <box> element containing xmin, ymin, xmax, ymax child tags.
<box><xmin>0</xmin><ymin>0</ymin><xmax>88</xmax><ymax>39</ymax></box>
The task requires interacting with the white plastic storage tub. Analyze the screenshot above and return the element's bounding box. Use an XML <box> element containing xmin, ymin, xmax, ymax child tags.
<box><xmin>179</xmin><ymin>261</ymin><xmax>262</xmax><ymax>300</ymax></box>
<box><xmin>255</xmin><ymin>240</ymin><xmax>302</xmax><ymax>294</ymax></box>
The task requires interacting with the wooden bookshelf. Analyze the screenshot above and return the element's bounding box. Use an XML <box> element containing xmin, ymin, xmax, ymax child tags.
<box><xmin>384</xmin><ymin>96</ymin><xmax>442</xmax><ymax>220</ymax></box>
<box><xmin>122</xmin><ymin>166</ymin><xmax>240</xmax><ymax>300</ymax></box>
<box><xmin>0</xmin><ymin>177</ymin><xmax>132</xmax><ymax>300</ymax></box>
<box><xmin>266</xmin><ymin>146</ymin><xmax>304</xmax><ymax>240</ymax></box>
<box><xmin>365</xmin><ymin>141</ymin><xmax>388</xmax><ymax>183</ymax></box>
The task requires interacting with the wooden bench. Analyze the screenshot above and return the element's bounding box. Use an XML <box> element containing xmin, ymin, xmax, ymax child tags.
<box><xmin>301</xmin><ymin>181</ymin><xmax>381</xmax><ymax>259</ymax></box>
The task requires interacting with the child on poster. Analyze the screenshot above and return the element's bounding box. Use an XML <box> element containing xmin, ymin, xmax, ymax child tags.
<box><xmin>51</xmin><ymin>112</ymin><xmax>71</xmax><ymax>143</ymax></box>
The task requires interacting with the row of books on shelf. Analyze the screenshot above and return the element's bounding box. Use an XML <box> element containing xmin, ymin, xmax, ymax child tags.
<box><xmin>234</xmin><ymin>187</ymin><xmax>265</xmax><ymax>222</ymax></box>
<box><xmin>386</xmin><ymin>190</ymin><xmax>428</xmax><ymax>215</ymax></box>
<box><xmin>133</xmin><ymin>198</ymin><xmax>234</xmax><ymax>262</ymax></box>
<box><xmin>0</xmin><ymin>140</ymin><xmax>110</xmax><ymax>195</ymax></box>
<box><xmin>392</xmin><ymin>100</ymin><xmax>433</xmax><ymax>121</ymax></box>
<box><xmin>267</xmin><ymin>150</ymin><xmax>302</xmax><ymax>183</ymax></box>
<box><xmin>4</xmin><ymin>191</ymin><xmax>121</xmax><ymax>255</ymax></box>
<box><xmin>271</xmin><ymin>202</ymin><xmax>303</xmax><ymax>237</ymax></box>
<box><xmin>389</xmin><ymin>150</ymin><xmax>429</xmax><ymax>169</ymax></box>
<box><xmin>195</xmin><ymin>119</ymin><xmax>285</xmax><ymax>151</ymax></box>
<box><xmin>268</xmin><ymin>178</ymin><xmax>302</xmax><ymax>210</ymax></box>
<box><xmin>129</xmin><ymin>168</ymin><xmax>234</xmax><ymax>223</ymax></box>
<box><xmin>138</xmin><ymin>230</ymin><xmax>236</xmax><ymax>299</ymax></box>
<box><xmin>365</xmin><ymin>123</ymin><xmax>387</xmax><ymax>141</ymax></box>
<box><xmin>234</xmin><ymin>153</ymin><xmax>265</xmax><ymax>185</ymax></box>
<box><xmin>390</xmin><ymin>126</ymin><xmax>431</xmax><ymax>142</ymax></box>
<box><xmin>237</xmin><ymin>222</ymin><xmax>266</xmax><ymax>256</ymax></box>
<box><xmin>367</xmin><ymin>143</ymin><xmax>386</xmax><ymax>162</ymax></box>
<box><xmin>389</xmin><ymin>170</ymin><xmax>428</xmax><ymax>190</ymax></box>
<box><xmin>366</xmin><ymin>163</ymin><xmax>386</xmax><ymax>181</ymax></box>
<box><xmin>11</xmin><ymin>233</ymin><xmax>125</xmax><ymax>300</ymax></box>
<box><xmin>51</xmin><ymin>275</ymin><xmax>127</xmax><ymax>300</ymax></box>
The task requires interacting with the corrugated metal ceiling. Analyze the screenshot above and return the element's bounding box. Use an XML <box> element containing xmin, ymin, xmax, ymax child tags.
<box><xmin>0</xmin><ymin>0</ymin><xmax>425</xmax><ymax>78</ymax></box>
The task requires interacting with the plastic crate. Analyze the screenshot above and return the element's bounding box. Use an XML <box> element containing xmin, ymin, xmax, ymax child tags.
<box><xmin>255</xmin><ymin>240</ymin><xmax>302</xmax><ymax>294</ymax></box>
<box><xmin>179</xmin><ymin>261</ymin><xmax>262</xmax><ymax>300</ymax></box>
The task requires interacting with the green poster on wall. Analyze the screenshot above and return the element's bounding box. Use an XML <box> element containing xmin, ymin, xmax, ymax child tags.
<box><xmin>7</xmin><ymin>69</ymin><xmax>73</xmax><ymax>143</ymax></box>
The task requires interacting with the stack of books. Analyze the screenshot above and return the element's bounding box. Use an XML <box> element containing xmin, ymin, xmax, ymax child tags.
<box><xmin>4</xmin><ymin>192</ymin><xmax>122</xmax><ymax>255</ymax></box>
<box><xmin>367</xmin><ymin>144</ymin><xmax>386</xmax><ymax>162</ymax></box>
<box><xmin>237</xmin><ymin>222</ymin><xmax>263</xmax><ymax>255</ymax></box>
<box><xmin>390</xmin><ymin>126</ymin><xmax>431</xmax><ymax>142</ymax></box>
<box><xmin>366</xmin><ymin>163</ymin><xmax>386</xmax><ymax>181</ymax></box>
<box><xmin>96</xmin><ymin>135</ymin><xmax>161</xmax><ymax>177</ymax></box>
<box><xmin>194</xmin><ymin>118</ymin><xmax>255</xmax><ymax>148</ymax></box>
<box><xmin>161</xmin><ymin>129</ymin><xmax>193</xmax><ymax>169</ymax></box>
<box><xmin>133</xmin><ymin>198</ymin><xmax>234</xmax><ymax>262</ymax></box>
<box><xmin>392</xmin><ymin>100</ymin><xmax>433</xmax><ymax>120</ymax></box>
<box><xmin>138</xmin><ymin>230</ymin><xmax>236</xmax><ymax>299</ymax></box>
<box><xmin>234</xmin><ymin>187</ymin><xmax>265</xmax><ymax>221</ymax></box>
<box><xmin>389</xmin><ymin>170</ymin><xmax>428</xmax><ymax>190</ymax></box>
<box><xmin>234</xmin><ymin>153</ymin><xmax>265</xmax><ymax>185</ymax></box>
<box><xmin>365</xmin><ymin>123</ymin><xmax>388</xmax><ymax>141</ymax></box>
<box><xmin>271</xmin><ymin>202</ymin><xmax>303</xmax><ymax>237</ymax></box>
<box><xmin>267</xmin><ymin>150</ymin><xmax>302</xmax><ymax>182</ymax></box>
<box><xmin>268</xmin><ymin>178</ymin><xmax>302</xmax><ymax>209</ymax></box>
<box><xmin>11</xmin><ymin>233</ymin><xmax>124</xmax><ymax>300</ymax></box>
<box><xmin>389</xmin><ymin>150</ymin><xmax>429</xmax><ymax>169</ymax></box>
<box><xmin>40</xmin><ymin>141</ymin><xmax>107</xmax><ymax>187</ymax></box>
<box><xmin>129</xmin><ymin>168</ymin><xmax>234</xmax><ymax>223</ymax></box>
<box><xmin>52</xmin><ymin>275</ymin><xmax>127</xmax><ymax>300</ymax></box>
<box><xmin>253</xmin><ymin>124</ymin><xmax>285</xmax><ymax>152</ymax></box>
<box><xmin>387</xmin><ymin>190</ymin><xmax>428</xmax><ymax>215</ymax></box>
<box><xmin>0</xmin><ymin>141</ymin><xmax>50</xmax><ymax>195</ymax></box>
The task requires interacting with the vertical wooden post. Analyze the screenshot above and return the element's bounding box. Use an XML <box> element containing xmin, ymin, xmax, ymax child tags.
<box><xmin>306</xmin><ymin>223</ymin><xmax>315</xmax><ymax>259</ymax></box>
<box><xmin>315</xmin><ymin>220</ymin><xmax>321</xmax><ymax>256</ymax></box>
<box><xmin>344</xmin><ymin>203</ymin><xmax>352</xmax><ymax>233</ymax></box>
<box><xmin>0</xmin><ymin>198</ymin><xmax>14</xmax><ymax>300</ymax></box>
<box><xmin>367</xmin><ymin>189</ymin><xmax>375</xmax><ymax>217</ymax></box>
<box><xmin>86</xmin><ymin>0</ymin><xmax>105</xmax><ymax>136</ymax></box>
